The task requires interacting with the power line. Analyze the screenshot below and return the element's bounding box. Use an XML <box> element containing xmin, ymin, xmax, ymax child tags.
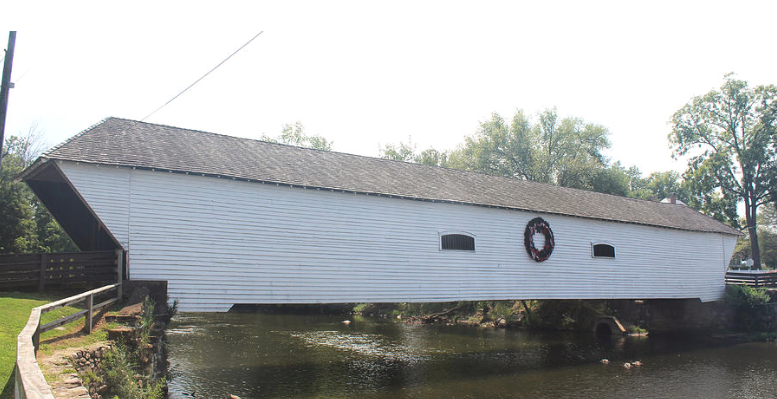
<box><xmin>141</xmin><ymin>31</ymin><xmax>264</xmax><ymax>121</ymax></box>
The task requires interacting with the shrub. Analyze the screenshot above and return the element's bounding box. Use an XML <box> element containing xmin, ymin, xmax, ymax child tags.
<box><xmin>726</xmin><ymin>285</ymin><xmax>773</xmax><ymax>332</ymax></box>
<box><xmin>102</xmin><ymin>343</ymin><xmax>165</xmax><ymax>399</ymax></box>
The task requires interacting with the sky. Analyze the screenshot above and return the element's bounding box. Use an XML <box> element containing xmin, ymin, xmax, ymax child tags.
<box><xmin>2</xmin><ymin>1</ymin><xmax>776</xmax><ymax>176</ymax></box>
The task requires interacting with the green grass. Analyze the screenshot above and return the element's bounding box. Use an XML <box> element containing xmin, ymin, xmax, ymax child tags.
<box><xmin>0</xmin><ymin>291</ymin><xmax>85</xmax><ymax>399</ymax></box>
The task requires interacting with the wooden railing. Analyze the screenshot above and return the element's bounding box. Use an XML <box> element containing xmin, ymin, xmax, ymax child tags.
<box><xmin>15</xmin><ymin>283</ymin><xmax>122</xmax><ymax>399</ymax></box>
<box><xmin>725</xmin><ymin>270</ymin><xmax>777</xmax><ymax>288</ymax></box>
<box><xmin>0</xmin><ymin>250</ymin><xmax>121</xmax><ymax>291</ymax></box>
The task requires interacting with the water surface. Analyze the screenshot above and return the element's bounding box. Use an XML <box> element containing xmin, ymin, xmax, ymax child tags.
<box><xmin>167</xmin><ymin>313</ymin><xmax>777</xmax><ymax>398</ymax></box>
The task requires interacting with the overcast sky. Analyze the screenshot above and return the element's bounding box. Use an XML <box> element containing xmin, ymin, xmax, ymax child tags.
<box><xmin>2</xmin><ymin>1</ymin><xmax>776</xmax><ymax>175</ymax></box>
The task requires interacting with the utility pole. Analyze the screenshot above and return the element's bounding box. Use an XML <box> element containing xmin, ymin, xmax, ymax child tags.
<box><xmin>0</xmin><ymin>31</ymin><xmax>17</xmax><ymax>175</ymax></box>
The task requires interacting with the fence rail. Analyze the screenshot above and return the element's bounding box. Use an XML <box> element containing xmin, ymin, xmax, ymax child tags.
<box><xmin>725</xmin><ymin>271</ymin><xmax>777</xmax><ymax>288</ymax></box>
<box><xmin>0</xmin><ymin>250</ymin><xmax>120</xmax><ymax>290</ymax></box>
<box><xmin>15</xmin><ymin>282</ymin><xmax>122</xmax><ymax>399</ymax></box>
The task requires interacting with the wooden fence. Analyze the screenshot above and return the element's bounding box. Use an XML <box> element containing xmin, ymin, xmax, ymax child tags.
<box><xmin>0</xmin><ymin>250</ymin><xmax>122</xmax><ymax>291</ymax></box>
<box><xmin>15</xmin><ymin>283</ymin><xmax>122</xmax><ymax>399</ymax></box>
<box><xmin>725</xmin><ymin>270</ymin><xmax>777</xmax><ymax>288</ymax></box>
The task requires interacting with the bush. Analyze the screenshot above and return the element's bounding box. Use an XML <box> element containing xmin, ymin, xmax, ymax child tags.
<box><xmin>527</xmin><ymin>300</ymin><xmax>610</xmax><ymax>331</ymax></box>
<box><xmin>102</xmin><ymin>343</ymin><xmax>165</xmax><ymax>399</ymax></box>
<box><xmin>726</xmin><ymin>285</ymin><xmax>773</xmax><ymax>332</ymax></box>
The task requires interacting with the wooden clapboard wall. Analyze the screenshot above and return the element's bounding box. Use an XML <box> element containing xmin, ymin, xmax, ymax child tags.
<box><xmin>59</xmin><ymin>161</ymin><xmax>737</xmax><ymax>312</ymax></box>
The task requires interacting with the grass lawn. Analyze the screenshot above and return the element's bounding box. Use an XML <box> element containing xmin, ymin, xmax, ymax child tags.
<box><xmin>0</xmin><ymin>291</ymin><xmax>88</xmax><ymax>399</ymax></box>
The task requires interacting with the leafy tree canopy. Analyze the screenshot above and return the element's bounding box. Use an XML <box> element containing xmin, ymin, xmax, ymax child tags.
<box><xmin>380</xmin><ymin>138</ymin><xmax>450</xmax><ymax>167</ymax></box>
<box><xmin>261</xmin><ymin>121</ymin><xmax>333</xmax><ymax>151</ymax></box>
<box><xmin>670</xmin><ymin>74</ymin><xmax>777</xmax><ymax>268</ymax></box>
<box><xmin>382</xmin><ymin>109</ymin><xmax>633</xmax><ymax>196</ymax></box>
<box><xmin>0</xmin><ymin>126</ymin><xmax>76</xmax><ymax>253</ymax></box>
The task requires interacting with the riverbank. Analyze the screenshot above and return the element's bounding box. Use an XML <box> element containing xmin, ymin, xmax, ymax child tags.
<box><xmin>345</xmin><ymin>286</ymin><xmax>777</xmax><ymax>339</ymax></box>
<box><xmin>0</xmin><ymin>291</ymin><xmax>92</xmax><ymax>399</ymax></box>
<box><xmin>1</xmin><ymin>291</ymin><xmax>169</xmax><ymax>399</ymax></box>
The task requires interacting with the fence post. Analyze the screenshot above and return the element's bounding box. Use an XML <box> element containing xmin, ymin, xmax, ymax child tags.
<box><xmin>86</xmin><ymin>293</ymin><xmax>93</xmax><ymax>334</ymax></box>
<box><xmin>33</xmin><ymin>326</ymin><xmax>40</xmax><ymax>349</ymax></box>
<box><xmin>38</xmin><ymin>253</ymin><xmax>47</xmax><ymax>292</ymax></box>
<box><xmin>116</xmin><ymin>248</ymin><xmax>123</xmax><ymax>303</ymax></box>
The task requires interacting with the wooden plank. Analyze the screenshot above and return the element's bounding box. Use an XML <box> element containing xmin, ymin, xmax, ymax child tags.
<box><xmin>0</xmin><ymin>266</ymin><xmax>40</xmax><ymax>272</ymax></box>
<box><xmin>39</xmin><ymin>309</ymin><xmax>89</xmax><ymax>333</ymax></box>
<box><xmin>0</xmin><ymin>270</ymin><xmax>40</xmax><ymax>278</ymax></box>
<box><xmin>38</xmin><ymin>283</ymin><xmax>120</xmax><ymax>314</ymax></box>
<box><xmin>86</xmin><ymin>295</ymin><xmax>93</xmax><ymax>334</ymax></box>
<box><xmin>0</xmin><ymin>280</ymin><xmax>37</xmax><ymax>288</ymax></box>
<box><xmin>0</xmin><ymin>277</ymin><xmax>38</xmax><ymax>283</ymax></box>
<box><xmin>94</xmin><ymin>297</ymin><xmax>118</xmax><ymax>312</ymax></box>
<box><xmin>39</xmin><ymin>254</ymin><xmax>46</xmax><ymax>292</ymax></box>
<box><xmin>46</xmin><ymin>254</ymin><xmax>117</xmax><ymax>263</ymax></box>
<box><xmin>0</xmin><ymin>261</ymin><xmax>42</xmax><ymax>269</ymax></box>
<box><xmin>47</xmin><ymin>259</ymin><xmax>117</xmax><ymax>268</ymax></box>
<box><xmin>0</xmin><ymin>255</ymin><xmax>40</xmax><ymax>262</ymax></box>
<box><xmin>79</xmin><ymin>266</ymin><xmax>118</xmax><ymax>274</ymax></box>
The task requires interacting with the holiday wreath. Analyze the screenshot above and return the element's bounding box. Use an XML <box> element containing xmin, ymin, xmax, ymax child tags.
<box><xmin>524</xmin><ymin>217</ymin><xmax>555</xmax><ymax>262</ymax></box>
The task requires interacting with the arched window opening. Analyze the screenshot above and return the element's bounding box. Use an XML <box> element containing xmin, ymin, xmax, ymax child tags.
<box><xmin>441</xmin><ymin>234</ymin><xmax>475</xmax><ymax>251</ymax></box>
<box><xmin>592</xmin><ymin>243</ymin><xmax>616</xmax><ymax>258</ymax></box>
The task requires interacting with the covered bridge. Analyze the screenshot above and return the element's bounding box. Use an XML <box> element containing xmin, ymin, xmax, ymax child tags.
<box><xmin>20</xmin><ymin>118</ymin><xmax>739</xmax><ymax>311</ymax></box>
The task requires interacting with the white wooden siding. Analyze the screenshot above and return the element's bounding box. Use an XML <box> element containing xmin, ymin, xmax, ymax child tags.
<box><xmin>59</xmin><ymin>163</ymin><xmax>131</xmax><ymax>248</ymax></box>
<box><xmin>59</xmin><ymin>162</ymin><xmax>738</xmax><ymax>312</ymax></box>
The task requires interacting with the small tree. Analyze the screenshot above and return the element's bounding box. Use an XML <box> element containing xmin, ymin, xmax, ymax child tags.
<box><xmin>261</xmin><ymin>121</ymin><xmax>333</xmax><ymax>151</ymax></box>
<box><xmin>0</xmin><ymin>125</ymin><xmax>76</xmax><ymax>253</ymax></box>
<box><xmin>670</xmin><ymin>75</ymin><xmax>777</xmax><ymax>269</ymax></box>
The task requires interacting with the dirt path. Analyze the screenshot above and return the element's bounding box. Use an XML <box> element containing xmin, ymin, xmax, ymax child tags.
<box><xmin>38</xmin><ymin>342</ymin><xmax>107</xmax><ymax>399</ymax></box>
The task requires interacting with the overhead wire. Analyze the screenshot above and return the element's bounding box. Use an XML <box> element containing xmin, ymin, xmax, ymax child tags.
<box><xmin>141</xmin><ymin>30</ymin><xmax>264</xmax><ymax>121</ymax></box>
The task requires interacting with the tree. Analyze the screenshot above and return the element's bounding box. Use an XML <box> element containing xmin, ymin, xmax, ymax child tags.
<box><xmin>451</xmin><ymin>109</ymin><xmax>613</xmax><ymax>193</ymax></box>
<box><xmin>380</xmin><ymin>138</ymin><xmax>450</xmax><ymax>167</ymax></box>
<box><xmin>261</xmin><ymin>121</ymin><xmax>333</xmax><ymax>151</ymax></box>
<box><xmin>732</xmin><ymin>209</ymin><xmax>777</xmax><ymax>270</ymax></box>
<box><xmin>0</xmin><ymin>135</ymin><xmax>36</xmax><ymax>252</ymax></box>
<box><xmin>0</xmin><ymin>125</ymin><xmax>76</xmax><ymax>253</ymax></box>
<box><xmin>670</xmin><ymin>75</ymin><xmax>777</xmax><ymax>268</ymax></box>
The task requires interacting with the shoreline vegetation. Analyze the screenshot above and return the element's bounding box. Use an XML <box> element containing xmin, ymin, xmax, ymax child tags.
<box><xmin>0</xmin><ymin>292</ymin><xmax>169</xmax><ymax>399</ymax></box>
<box><xmin>235</xmin><ymin>285</ymin><xmax>777</xmax><ymax>341</ymax></box>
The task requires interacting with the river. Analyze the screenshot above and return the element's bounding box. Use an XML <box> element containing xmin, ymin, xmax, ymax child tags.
<box><xmin>166</xmin><ymin>312</ymin><xmax>777</xmax><ymax>399</ymax></box>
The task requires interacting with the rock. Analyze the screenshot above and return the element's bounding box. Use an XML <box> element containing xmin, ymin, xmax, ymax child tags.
<box><xmin>229</xmin><ymin>395</ymin><xmax>242</xmax><ymax>399</ymax></box>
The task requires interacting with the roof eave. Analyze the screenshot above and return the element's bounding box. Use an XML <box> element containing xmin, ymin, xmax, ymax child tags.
<box><xmin>15</xmin><ymin>156</ymin><xmax>50</xmax><ymax>182</ymax></box>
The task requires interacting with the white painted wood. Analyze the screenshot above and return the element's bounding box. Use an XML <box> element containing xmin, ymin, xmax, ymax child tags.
<box><xmin>58</xmin><ymin>161</ymin><xmax>131</xmax><ymax>249</ymax></box>
<box><xmin>59</xmin><ymin>162</ymin><xmax>738</xmax><ymax>312</ymax></box>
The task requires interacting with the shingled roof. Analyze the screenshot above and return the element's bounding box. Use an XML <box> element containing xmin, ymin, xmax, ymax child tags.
<box><xmin>29</xmin><ymin>117</ymin><xmax>739</xmax><ymax>235</ymax></box>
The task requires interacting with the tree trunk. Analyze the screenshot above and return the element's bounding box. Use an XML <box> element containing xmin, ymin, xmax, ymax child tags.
<box><xmin>745</xmin><ymin>201</ymin><xmax>761</xmax><ymax>270</ymax></box>
<box><xmin>749</xmin><ymin>225</ymin><xmax>762</xmax><ymax>270</ymax></box>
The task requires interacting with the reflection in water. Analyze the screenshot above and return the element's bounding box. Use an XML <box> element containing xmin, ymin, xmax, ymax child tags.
<box><xmin>167</xmin><ymin>313</ymin><xmax>777</xmax><ymax>399</ymax></box>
